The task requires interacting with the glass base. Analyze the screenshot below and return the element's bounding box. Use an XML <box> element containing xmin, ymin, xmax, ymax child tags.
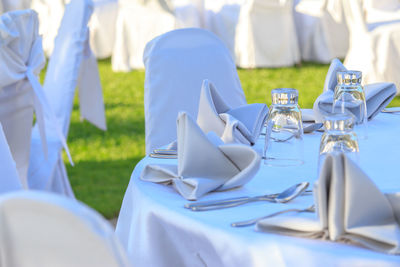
<box><xmin>263</xmin><ymin>157</ymin><xmax>304</xmax><ymax>167</ymax></box>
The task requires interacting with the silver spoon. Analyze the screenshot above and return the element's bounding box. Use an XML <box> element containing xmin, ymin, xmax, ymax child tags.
<box><xmin>303</xmin><ymin>122</ymin><xmax>323</xmax><ymax>133</ymax></box>
<box><xmin>382</xmin><ymin>108</ymin><xmax>400</xmax><ymax>114</ymax></box>
<box><xmin>149</xmin><ymin>153</ymin><xmax>177</xmax><ymax>159</ymax></box>
<box><xmin>185</xmin><ymin>182</ymin><xmax>309</xmax><ymax>211</ymax></box>
<box><xmin>231</xmin><ymin>204</ymin><xmax>315</xmax><ymax>227</ymax></box>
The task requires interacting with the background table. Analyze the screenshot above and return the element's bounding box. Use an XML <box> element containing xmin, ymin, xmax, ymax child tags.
<box><xmin>116</xmin><ymin>113</ymin><xmax>400</xmax><ymax>267</ymax></box>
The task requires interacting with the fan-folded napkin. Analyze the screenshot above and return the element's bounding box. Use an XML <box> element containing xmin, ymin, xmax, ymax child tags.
<box><xmin>141</xmin><ymin>112</ymin><xmax>261</xmax><ymax>200</ymax></box>
<box><xmin>257</xmin><ymin>153</ymin><xmax>400</xmax><ymax>254</ymax></box>
<box><xmin>197</xmin><ymin>79</ymin><xmax>268</xmax><ymax>145</ymax></box>
<box><xmin>313</xmin><ymin>59</ymin><xmax>397</xmax><ymax>123</ymax></box>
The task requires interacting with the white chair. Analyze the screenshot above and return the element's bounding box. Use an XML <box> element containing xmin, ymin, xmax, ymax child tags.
<box><xmin>143</xmin><ymin>28</ymin><xmax>247</xmax><ymax>154</ymax></box>
<box><xmin>342</xmin><ymin>0</ymin><xmax>400</xmax><ymax>94</ymax></box>
<box><xmin>294</xmin><ymin>0</ymin><xmax>349</xmax><ymax>62</ymax></box>
<box><xmin>112</xmin><ymin>0</ymin><xmax>201</xmax><ymax>71</ymax></box>
<box><xmin>0</xmin><ymin>191</ymin><xmax>131</xmax><ymax>267</ymax></box>
<box><xmin>203</xmin><ymin>0</ymin><xmax>245</xmax><ymax>60</ymax></box>
<box><xmin>30</xmin><ymin>0</ymin><xmax>65</xmax><ymax>57</ymax></box>
<box><xmin>28</xmin><ymin>0</ymin><xmax>105</xmax><ymax>197</ymax></box>
<box><xmin>0</xmin><ymin>9</ymin><xmax>64</xmax><ymax>188</ymax></box>
<box><xmin>234</xmin><ymin>0</ymin><xmax>300</xmax><ymax>68</ymax></box>
<box><xmin>0</xmin><ymin>123</ymin><xmax>22</xmax><ymax>193</ymax></box>
<box><xmin>363</xmin><ymin>0</ymin><xmax>400</xmax><ymax>23</ymax></box>
<box><xmin>89</xmin><ymin>0</ymin><xmax>118</xmax><ymax>59</ymax></box>
<box><xmin>0</xmin><ymin>0</ymin><xmax>31</xmax><ymax>13</ymax></box>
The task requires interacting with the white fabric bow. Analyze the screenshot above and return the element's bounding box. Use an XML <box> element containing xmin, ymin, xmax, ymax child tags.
<box><xmin>313</xmin><ymin>58</ymin><xmax>397</xmax><ymax>123</ymax></box>
<box><xmin>0</xmin><ymin>10</ymin><xmax>72</xmax><ymax>164</ymax></box>
<box><xmin>141</xmin><ymin>112</ymin><xmax>261</xmax><ymax>200</ymax></box>
<box><xmin>257</xmin><ymin>153</ymin><xmax>400</xmax><ymax>254</ymax></box>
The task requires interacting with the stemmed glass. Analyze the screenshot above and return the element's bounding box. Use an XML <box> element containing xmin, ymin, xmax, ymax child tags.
<box><xmin>332</xmin><ymin>71</ymin><xmax>367</xmax><ymax>139</ymax></box>
<box><xmin>264</xmin><ymin>88</ymin><xmax>304</xmax><ymax>167</ymax></box>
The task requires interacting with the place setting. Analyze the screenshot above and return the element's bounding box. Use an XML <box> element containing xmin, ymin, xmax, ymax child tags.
<box><xmin>138</xmin><ymin>58</ymin><xmax>400</xmax><ymax>257</ymax></box>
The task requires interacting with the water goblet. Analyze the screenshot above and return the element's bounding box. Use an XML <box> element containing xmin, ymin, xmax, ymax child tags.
<box><xmin>332</xmin><ymin>71</ymin><xmax>367</xmax><ymax>139</ymax></box>
<box><xmin>264</xmin><ymin>88</ymin><xmax>304</xmax><ymax>167</ymax></box>
<box><xmin>318</xmin><ymin>113</ymin><xmax>359</xmax><ymax>171</ymax></box>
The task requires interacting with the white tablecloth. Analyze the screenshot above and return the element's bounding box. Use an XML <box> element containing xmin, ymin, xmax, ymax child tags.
<box><xmin>116</xmin><ymin>113</ymin><xmax>400</xmax><ymax>266</ymax></box>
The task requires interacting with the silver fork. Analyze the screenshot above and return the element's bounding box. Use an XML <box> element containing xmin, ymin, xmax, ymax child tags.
<box><xmin>231</xmin><ymin>204</ymin><xmax>315</xmax><ymax>227</ymax></box>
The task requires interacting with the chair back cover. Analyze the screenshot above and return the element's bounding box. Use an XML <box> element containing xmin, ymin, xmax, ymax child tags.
<box><xmin>234</xmin><ymin>0</ymin><xmax>300</xmax><ymax>67</ymax></box>
<box><xmin>143</xmin><ymin>28</ymin><xmax>246</xmax><ymax>154</ymax></box>
<box><xmin>0</xmin><ymin>9</ymin><xmax>45</xmax><ymax>187</ymax></box>
<box><xmin>0</xmin><ymin>191</ymin><xmax>131</xmax><ymax>267</ymax></box>
<box><xmin>0</xmin><ymin>0</ymin><xmax>31</xmax><ymax>12</ymax></box>
<box><xmin>0</xmin><ymin>123</ymin><xmax>22</xmax><ymax>193</ymax></box>
<box><xmin>342</xmin><ymin>0</ymin><xmax>367</xmax><ymax>35</ymax></box>
<box><xmin>28</xmin><ymin>0</ymin><xmax>95</xmax><ymax>196</ymax></box>
<box><xmin>31</xmin><ymin>0</ymin><xmax>65</xmax><ymax>56</ymax></box>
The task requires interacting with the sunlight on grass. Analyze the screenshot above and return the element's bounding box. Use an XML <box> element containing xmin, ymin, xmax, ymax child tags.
<box><xmin>62</xmin><ymin>59</ymin><xmax>400</xmax><ymax>218</ymax></box>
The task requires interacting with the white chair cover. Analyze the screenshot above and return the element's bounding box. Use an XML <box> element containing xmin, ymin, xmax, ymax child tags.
<box><xmin>203</xmin><ymin>0</ymin><xmax>245</xmax><ymax>60</ymax></box>
<box><xmin>234</xmin><ymin>0</ymin><xmax>300</xmax><ymax>68</ymax></box>
<box><xmin>143</xmin><ymin>28</ymin><xmax>246</xmax><ymax>154</ymax></box>
<box><xmin>294</xmin><ymin>0</ymin><xmax>349</xmax><ymax>62</ymax></box>
<box><xmin>28</xmin><ymin>0</ymin><xmax>100</xmax><ymax>197</ymax></box>
<box><xmin>0</xmin><ymin>123</ymin><xmax>22</xmax><ymax>193</ymax></box>
<box><xmin>0</xmin><ymin>0</ymin><xmax>31</xmax><ymax>13</ymax></box>
<box><xmin>343</xmin><ymin>0</ymin><xmax>400</xmax><ymax>95</ymax></box>
<box><xmin>30</xmin><ymin>0</ymin><xmax>65</xmax><ymax>57</ymax></box>
<box><xmin>112</xmin><ymin>0</ymin><xmax>201</xmax><ymax>71</ymax></box>
<box><xmin>31</xmin><ymin>0</ymin><xmax>107</xmax><ymax>130</ymax></box>
<box><xmin>0</xmin><ymin>9</ymin><xmax>70</xmax><ymax>188</ymax></box>
<box><xmin>0</xmin><ymin>191</ymin><xmax>131</xmax><ymax>267</ymax></box>
<box><xmin>89</xmin><ymin>0</ymin><xmax>118</xmax><ymax>59</ymax></box>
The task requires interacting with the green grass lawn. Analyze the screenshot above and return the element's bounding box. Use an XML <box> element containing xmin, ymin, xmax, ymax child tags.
<box><xmin>63</xmin><ymin>59</ymin><xmax>400</xmax><ymax>219</ymax></box>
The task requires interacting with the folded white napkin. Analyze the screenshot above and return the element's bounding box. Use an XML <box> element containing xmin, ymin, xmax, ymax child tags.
<box><xmin>313</xmin><ymin>59</ymin><xmax>397</xmax><ymax>123</ymax></box>
<box><xmin>257</xmin><ymin>153</ymin><xmax>400</xmax><ymax>254</ymax></box>
<box><xmin>141</xmin><ymin>112</ymin><xmax>261</xmax><ymax>200</ymax></box>
<box><xmin>165</xmin><ymin>80</ymin><xmax>268</xmax><ymax>151</ymax></box>
<box><xmin>197</xmin><ymin>79</ymin><xmax>268</xmax><ymax>145</ymax></box>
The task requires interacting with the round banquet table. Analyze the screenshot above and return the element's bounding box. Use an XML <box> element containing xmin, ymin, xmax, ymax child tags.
<box><xmin>116</xmin><ymin>112</ymin><xmax>400</xmax><ymax>267</ymax></box>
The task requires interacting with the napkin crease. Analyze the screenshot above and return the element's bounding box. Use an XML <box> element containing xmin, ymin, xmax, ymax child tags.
<box><xmin>141</xmin><ymin>112</ymin><xmax>260</xmax><ymax>200</ymax></box>
<box><xmin>313</xmin><ymin>59</ymin><xmax>397</xmax><ymax>123</ymax></box>
<box><xmin>256</xmin><ymin>153</ymin><xmax>400</xmax><ymax>254</ymax></box>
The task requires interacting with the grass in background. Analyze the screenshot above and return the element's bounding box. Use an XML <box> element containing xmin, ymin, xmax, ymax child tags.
<box><xmin>62</xmin><ymin>59</ymin><xmax>400</xmax><ymax>218</ymax></box>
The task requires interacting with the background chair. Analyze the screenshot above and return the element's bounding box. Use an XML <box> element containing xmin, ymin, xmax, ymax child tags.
<box><xmin>0</xmin><ymin>10</ymin><xmax>46</xmax><ymax>188</ymax></box>
<box><xmin>28</xmin><ymin>0</ymin><xmax>105</xmax><ymax>197</ymax></box>
<box><xmin>342</xmin><ymin>0</ymin><xmax>400</xmax><ymax>95</ymax></box>
<box><xmin>112</xmin><ymin>0</ymin><xmax>201</xmax><ymax>71</ymax></box>
<box><xmin>203</xmin><ymin>0</ymin><xmax>245</xmax><ymax>60</ymax></box>
<box><xmin>0</xmin><ymin>0</ymin><xmax>31</xmax><ymax>13</ymax></box>
<box><xmin>234</xmin><ymin>0</ymin><xmax>300</xmax><ymax>68</ymax></box>
<box><xmin>89</xmin><ymin>0</ymin><xmax>118</xmax><ymax>59</ymax></box>
<box><xmin>0</xmin><ymin>191</ymin><xmax>131</xmax><ymax>266</ymax></box>
<box><xmin>31</xmin><ymin>0</ymin><xmax>65</xmax><ymax>57</ymax></box>
<box><xmin>294</xmin><ymin>0</ymin><xmax>349</xmax><ymax>63</ymax></box>
<box><xmin>0</xmin><ymin>123</ymin><xmax>22</xmax><ymax>193</ymax></box>
<box><xmin>143</xmin><ymin>28</ymin><xmax>246</xmax><ymax>154</ymax></box>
